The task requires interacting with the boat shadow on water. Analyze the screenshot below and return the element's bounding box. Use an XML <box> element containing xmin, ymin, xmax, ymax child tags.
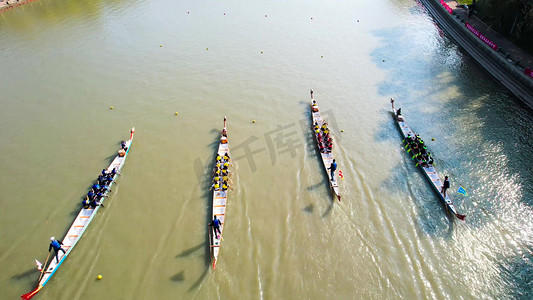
<box><xmin>176</xmin><ymin>130</ymin><xmax>223</xmax><ymax>291</ymax></box>
<box><xmin>11</xmin><ymin>268</ymin><xmax>37</xmax><ymax>281</ymax></box>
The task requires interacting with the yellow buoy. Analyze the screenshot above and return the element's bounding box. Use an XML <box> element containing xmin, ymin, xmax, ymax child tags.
<box><xmin>175</xmin><ymin>112</ymin><xmax>179</xmax><ymax>115</ymax></box>
<box><xmin>160</xmin><ymin>45</ymin><xmax>162</xmax><ymax>47</ymax></box>
<box><xmin>432</xmin><ymin>138</ymin><xmax>435</xmax><ymax>141</ymax></box>
<box><xmin>206</xmin><ymin>47</ymin><xmax>209</xmax><ymax>50</ymax></box>
<box><xmin>261</xmin><ymin>51</ymin><xmax>263</xmax><ymax>53</ymax></box>
<box><xmin>252</xmin><ymin>120</ymin><xmax>256</xmax><ymax>123</ymax></box>
<box><xmin>97</xmin><ymin>275</ymin><xmax>102</xmax><ymax>280</ymax></box>
<box><xmin>321</xmin><ymin>55</ymin><xmax>324</xmax><ymax>58</ymax></box>
<box><xmin>110</xmin><ymin>106</ymin><xmax>114</xmax><ymax>109</ymax></box>
<box><xmin>341</xmin><ymin>129</ymin><xmax>344</xmax><ymax>132</ymax></box>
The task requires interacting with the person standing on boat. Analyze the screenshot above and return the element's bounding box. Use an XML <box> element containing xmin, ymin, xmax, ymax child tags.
<box><xmin>328</xmin><ymin>159</ymin><xmax>337</xmax><ymax>181</ymax></box>
<box><xmin>441</xmin><ymin>176</ymin><xmax>450</xmax><ymax>197</ymax></box>
<box><xmin>210</xmin><ymin>216</ymin><xmax>222</xmax><ymax>239</ymax></box>
<box><xmin>49</xmin><ymin>237</ymin><xmax>66</xmax><ymax>263</ymax></box>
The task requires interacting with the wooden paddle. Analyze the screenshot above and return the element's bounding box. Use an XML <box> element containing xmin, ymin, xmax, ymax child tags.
<box><xmin>37</xmin><ymin>252</ymin><xmax>51</xmax><ymax>282</ymax></box>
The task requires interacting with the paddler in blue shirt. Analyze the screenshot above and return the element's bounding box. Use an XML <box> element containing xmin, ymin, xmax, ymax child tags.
<box><xmin>49</xmin><ymin>237</ymin><xmax>66</xmax><ymax>263</ymax></box>
<box><xmin>210</xmin><ymin>216</ymin><xmax>222</xmax><ymax>239</ymax></box>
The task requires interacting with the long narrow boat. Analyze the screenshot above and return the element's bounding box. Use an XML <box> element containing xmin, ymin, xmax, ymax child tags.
<box><xmin>21</xmin><ymin>127</ymin><xmax>135</xmax><ymax>299</ymax></box>
<box><xmin>210</xmin><ymin>117</ymin><xmax>230</xmax><ymax>269</ymax></box>
<box><xmin>310</xmin><ymin>91</ymin><xmax>341</xmax><ymax>201</ymax></box>
<box><xmin>391</xmin><ymin>99</ymin><xmax>465</xmax><ymax>220</ymax></box>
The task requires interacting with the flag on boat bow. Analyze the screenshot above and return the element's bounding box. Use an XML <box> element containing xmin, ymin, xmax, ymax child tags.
<box><xmin>457</xmin><ymin>186</ymin><xmax>468</xmax><ymax>196</ymax></box>
<box><xmin>339</xmin><ymin>170</ymin><xmax>344</xmax><ymax>180</ymax></box>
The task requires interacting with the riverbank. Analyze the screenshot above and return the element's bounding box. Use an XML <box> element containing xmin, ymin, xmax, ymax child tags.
<box><xmin>419</xmin><ymin>0</ymin><xmax>533</xmax><ymax>109</ymax></box>
<box><xmin>0</xmin><ymin>0</ymin><xmax>35</xmax><ymax>13</ymax></box>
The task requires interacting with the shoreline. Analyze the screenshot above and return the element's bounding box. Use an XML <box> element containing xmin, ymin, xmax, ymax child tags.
<box><xmin>0</xmin><ymin>0</ymin><xmax>37</xmax><ymax>13</ymax></box>
<box><xmin>419</xmin><ymin>0</ymin><xmax>533</xmax><ymax>109</ymax></box>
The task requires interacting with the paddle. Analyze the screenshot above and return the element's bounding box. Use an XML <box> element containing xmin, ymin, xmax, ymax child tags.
<box><xmin>37</xmin><ymin>252</ymin><xmax>51</xmax><ymax>282</ymax></box>
<box><xmin>456</xmin><ymin>213</ymin><xmax>466</xmax><ymax>221</ymax></box>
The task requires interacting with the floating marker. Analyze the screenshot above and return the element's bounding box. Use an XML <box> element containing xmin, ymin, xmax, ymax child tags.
<box><xmin>382</xmin><ymin>59</ymin><xmax>385</xmax><ymax>62</ymax></box>
<box><xmin>160</xmin><ymin>45</ymin><xmax>162</xmax><ymax>47</ymax></box>
<box><xmin>341</xmin><ymin>129</ymin><xmax>344</xmax><ymax>132</ymax></box>
<box><xmin>110</xmin><ymin>106</ymin><xmax>114</xmax><ymax>109</ymax></box>
<box><xmin>252</xmin><ymin>120</ymin><xmax>256</xmax><ymax>123</ymax></box>
<box><xmin>357</xmin><ymin>20</ymin><xmax>359</xmax><ymax>22</ymax></box>
<box><xmin>187</xmin><ymin>12</ymin><xmax>190</xmax><ymax>14</ymax></box>
<box><xmin>224</xmin><ymin>13</ymin><xmax>226</xmax><ymax>15</ymax></box>
<box><xmin>175</xmin><ymin>112</ymin><xmax>179</xmax><ymax>115</ymax></box>
<box><xmin>265</xmin><ymin>15</ymin><xmax>267</xmax><ymax>17</ymax></box>
<box><xmin>206</xmin><ymin>47</ymin><xmax>209</xmax><ymax>50</ymax></box>
<box><xmin>321</xmin><ymin>55</ymin><xmax>324</xmax><ymax>58</ymax></box>
<box><xmin>97</xmin><ymin>275</ymin><xmax>102</xmax><ymax>280</ymax></box>
<box><xmin>261</xmin><ymin>51</ymin><xmax>263</xmax><ymax>53</ymax></box>
<box><xmin>432</xmin><ymin>138</ymin><xmax>435</xmax><ymax>141</ymax></box>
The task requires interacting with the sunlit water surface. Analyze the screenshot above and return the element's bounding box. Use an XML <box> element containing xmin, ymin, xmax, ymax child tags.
<box><xmin>1</xmin><ymin>0</ymin><xmax>532</xmax><ymax>299</ymax></box>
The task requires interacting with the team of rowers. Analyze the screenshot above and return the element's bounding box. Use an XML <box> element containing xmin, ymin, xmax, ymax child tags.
<box><xmin>211</xmin><ymin>129</ymin><xmax>231</xmax><ymax>191</ymax></box>
<box><xmin>404</xmin><ymin>133</ymin><xmax>434</xmax><ymax>167</ymax></box>
<box><xmin>81</xmin><ymin>168</ymin><xmax>119</xmax><ymax>209</ymax></box>
<box><xmin>312</xmin><ymin>101</ymin><xmax>333</xmax><ymax>153</ymax></box>
<box><xmin>81</xmin><ymin>142</ymin><xmax>127</xmax><ymax>209</ymax></box>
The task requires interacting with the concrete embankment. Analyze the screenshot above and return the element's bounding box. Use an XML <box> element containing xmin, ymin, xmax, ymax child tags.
<box><xmin>419</xmin><ymin>0</ymin><xmax>533</xmax><ymax>109</ymax></box>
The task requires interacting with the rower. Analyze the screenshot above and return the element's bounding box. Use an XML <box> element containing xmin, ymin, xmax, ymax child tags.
<box><xmin>322</xmin><ymin>122</ymin><xmax>328</xmax><ymax>131</ymax></box>
<box><xmin>89</xmin><ymin>199</ymin><xmax>101</xmax><ymax>208</ymax></box>
<box><xmin>222</xmin><ymin>175</ymin><xmax>229</xmax><ymax>182</ymax></box>
<box><xmin>211</xmin><ymin>182</ymin><xmax>220</xmax><ymax>191</ymax></box>
<box><xmin>101</xmin><ymin>169</ymin><xmax>108</xmax><ymax>176</ymax></box>
<box><xmin>221</xmin><ymin>128</ymin><xmax>227</xmax><ymax>137</ymax></box>
<box><xmin>91</xmin><ymin>183</ymin><xmax>101</xmax><ymax>193</ymax></box>
<box><xmin>120</xmin><ymin>141</ymin><xmax>127</xmax><ymax>149</ymax></box>
<box><xmin>223</xmin><ymin>161</ymin><xmax>229</xmax><ymax>168</ymax></box>
<box><xmin>427</xmin><ymin>153</ymin><xmax>434</xmax><ymax>165</ymax></box>
<box><xmin>87</xmin><ymin>190</ymin><xmax>95</xmax><ymax>200</ymax></box>
<box><xmin>82</xmin><ymin>197</ymin><xmax>90</xmax><ymax>209</ymax></box>
<box><xmin>97</xmin><ymin>192</ymin><xmax>109</xmax><ymax>200</ymax></box>
<box><xmin>111</xmin><ymin>168</ymin><xmax>119</xmax><ymax>176</ymax></box>
<box><xmin>314</xmin><ymin>122</ymin><xmax>319</xmax><ymax>130</ymax></box>
<box><xmin>222</xmin><ymin>181</ymin><xmax>228</xmax><ymax>190</ymax></box>
<box><xmin>397</xmin><ymin>108</ymin><xmax>401</xmax><ymax>116</ymax></box>
<box><xmin>216</xmin><ymin>155</ymin><xmax>222</xmax><ymax>161</ymax></box>
<box><xmin>223</xmin><ymin>152</ymin><xmax>230</xmax><ymax>161</ymax></box>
